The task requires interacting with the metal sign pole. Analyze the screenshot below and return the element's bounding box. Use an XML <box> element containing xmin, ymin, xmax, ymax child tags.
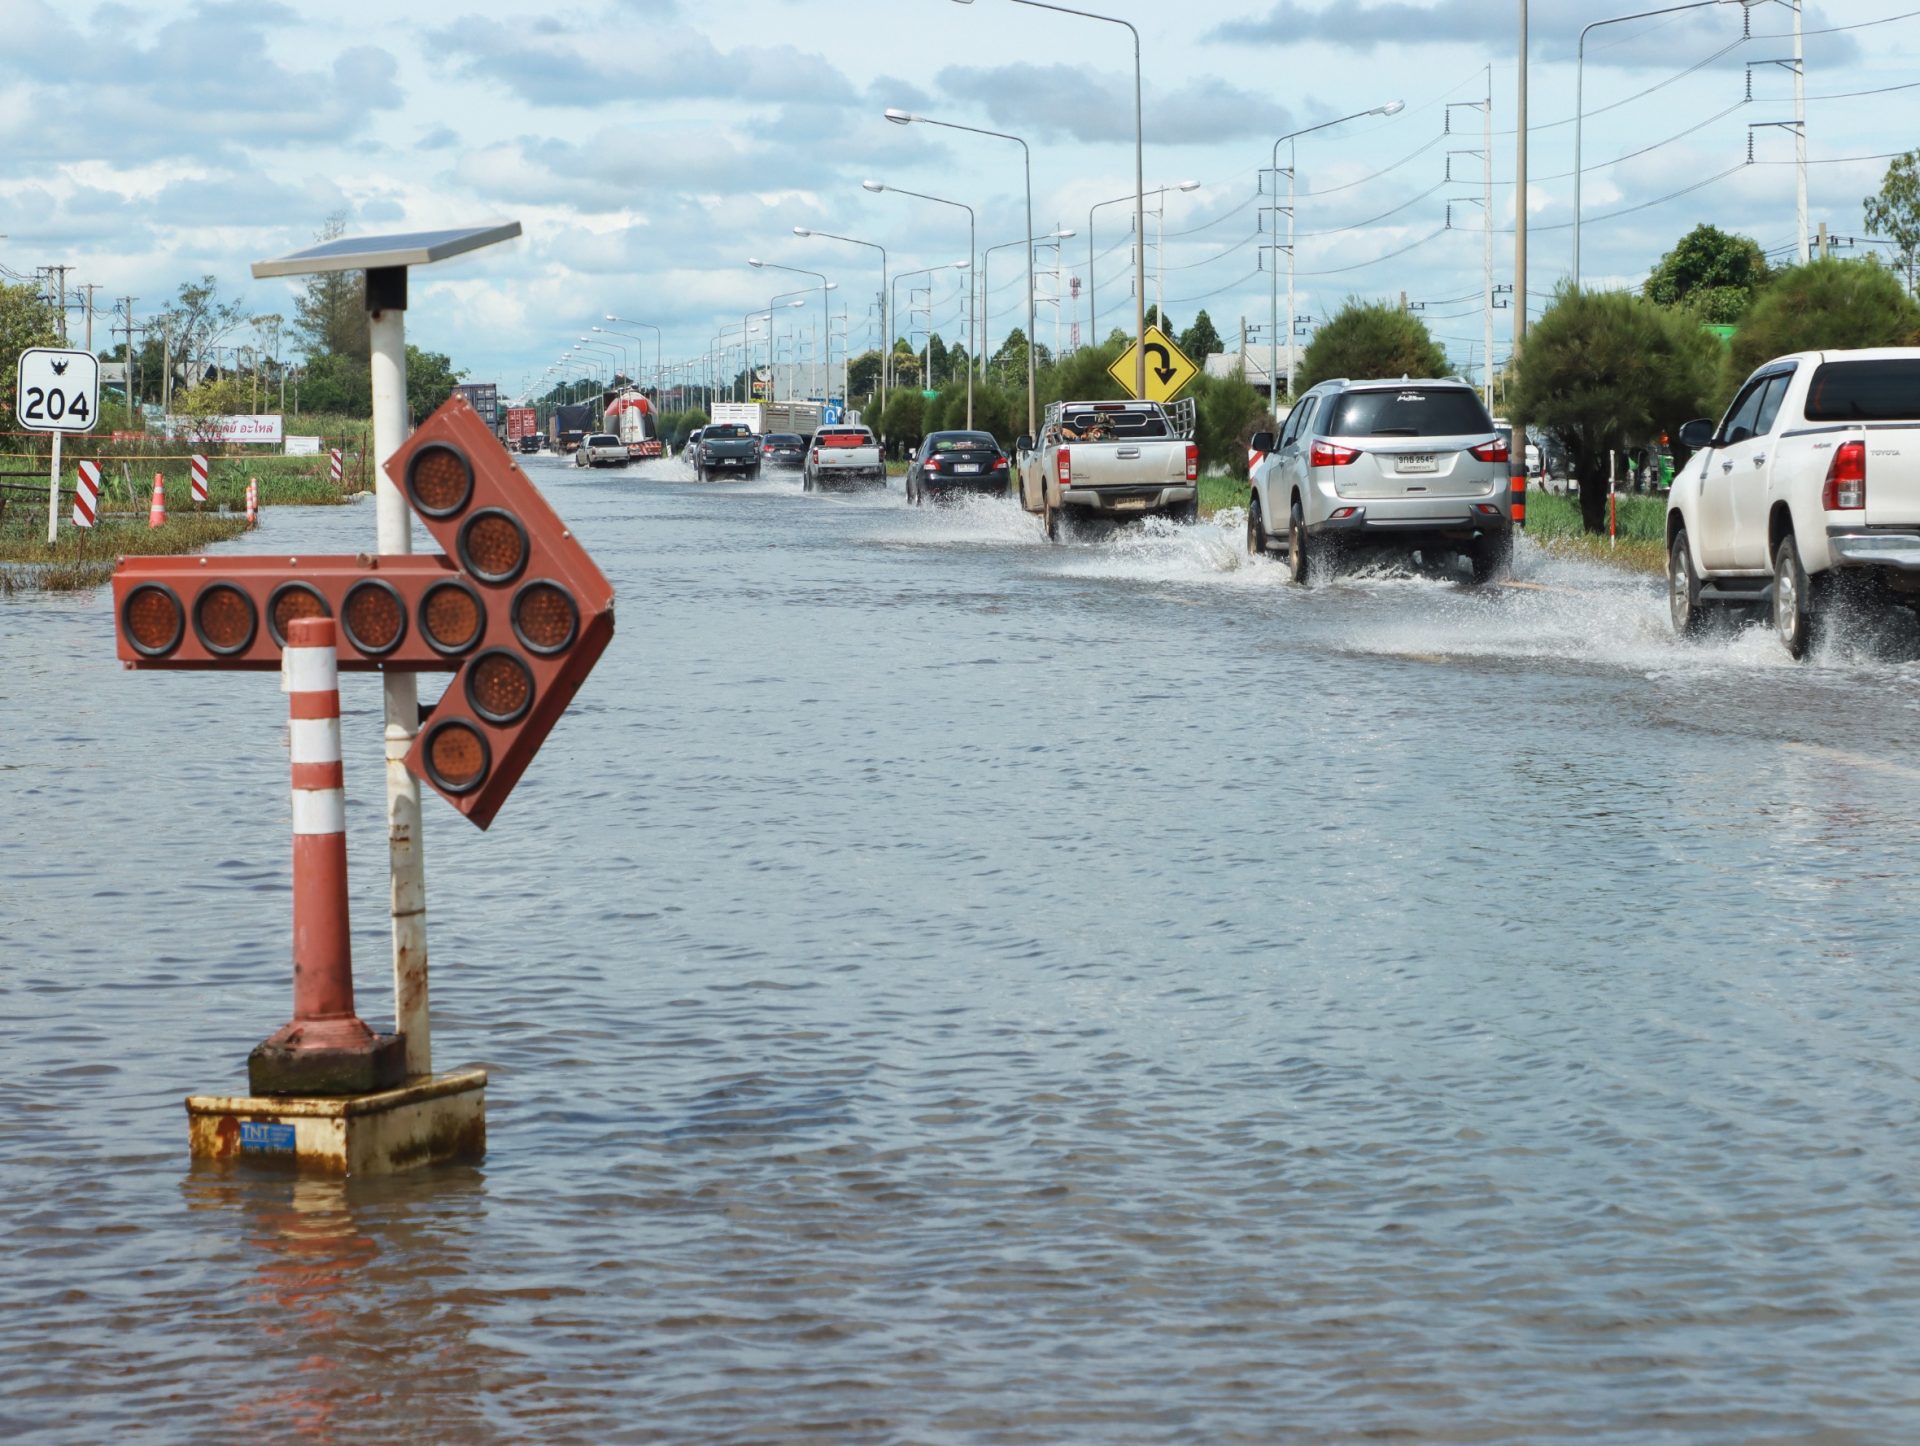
<box><xmin>46</xmin><ymin>432</ymin><xmax>62</xmax><ymax>545</ymax></box>
<box><xmin>367</xmin><ymin>265</ymin><xmax>430</xmax><ymax>1079</ymax></box>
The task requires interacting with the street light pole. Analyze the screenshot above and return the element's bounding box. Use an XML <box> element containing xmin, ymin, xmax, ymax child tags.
<box><xmin>887</xmin><ymin>108</ymin><xmax>1036</xmax><ymax>438</ymax></box>
<box><xmin>749</xmin><ymin>259</ymin><xmax>832</xmax><ymax>399</ymax></box>
<box><xmin>1574</xmin><ymin>0</ymin><xmax>1743</xmax><ymax>285</ymax></box>
<box><xmin>1000</xmin><ymin>0</ymin><xmax>1144</xmax><ymax>395</ymax></box>
<box><xmin>865</xmin><ymin>182</ymin><xmax>976</xmax><ymax>428</ymax></box>
<box><xmin>792</xmin><ymin>227</ymin><xmax>887</xmax><ymax>422</ymax></box>
<box><xmin>1268</xmin><ymin>101</ymin><xmax>1402</xmax><ymax>412</ymax></box>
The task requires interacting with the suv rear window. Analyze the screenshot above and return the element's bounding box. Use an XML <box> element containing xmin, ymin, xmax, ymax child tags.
<box><xmin>1804</xmin><ymin>359</ymin><xmax>1920</xmax><ymax>421</ymax></box>
<box><xmin>1324</xmin><ymin>388</ymin><xmax>1494</xmax><ymax>438</ymax></box>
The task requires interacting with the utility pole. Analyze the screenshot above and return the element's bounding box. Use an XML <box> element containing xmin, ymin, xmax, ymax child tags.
<box><xmin>117</xmin><ymin>297</ymin><xmax>141</xmax><ymax>428</ymax></box>
<box><xmin>1483</xmin><ymin>67</ymin><xmax>1494</xmax><ymax>413</ymax></box>
<box><xmin>81</xmin><ymin>283</ymin><xmax>101</xmax><ymax>352</ymax></box>
<box><xmin>44</xmin><ymin>265</ymin><xmax>72</xmax><ymax>343</ymax></box>
<box><xmin>1514</xmin><ymin>0</ymin><xmax>1528</xmax><ymax>352</ymax></box>
<box><xmin>1793</xmin><ymin>0</ymin><xmax>1809</xmax><ymax>262</ymax></box>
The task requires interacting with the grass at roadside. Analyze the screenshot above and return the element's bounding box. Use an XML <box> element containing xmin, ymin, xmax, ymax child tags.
<box><xmin>0</xmin><ymin>512</ymin><xmax>251</xmax><ymax>594</ymax></box>
<box><xmin>1524</xmin><ymin>488</ymin><xmax>1667</xmax><ymax>574</ymax></box>
<box><xmin>1199</xmin><ymin>473</ymin><xmax>1242</xmax><ymax>518</ymax></box>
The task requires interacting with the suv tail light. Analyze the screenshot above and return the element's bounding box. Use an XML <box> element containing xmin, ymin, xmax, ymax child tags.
<box><xmin>1823</xmin><ymin>440</ymin><xmax>1866</xmax><ymax>510</ymax></box>
<box><xmin>1058</xmin><ymin>446</ymin><xmax>1072</xmax><ymax>487</ymax></box>
<box><xmin>1469</xmin><ymin>437</ymin><xmax>1510</xmax><ymax>463</ymax></box>
<box><xmin>1309</xmin><ymin>439</ymin><xmax>1361</xmax><ymax>467</ymax></box>
<box><xmin>1185</xmin><ymin>443</ymin><xmax>1198</xmax><ymax>482</ymax></box>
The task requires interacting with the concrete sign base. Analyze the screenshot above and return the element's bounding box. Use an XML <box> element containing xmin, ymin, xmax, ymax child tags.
<box><xmin>186</xmin><ymin>1068</ymin><xmax>487</xmax><ymax>1176</ymax></box>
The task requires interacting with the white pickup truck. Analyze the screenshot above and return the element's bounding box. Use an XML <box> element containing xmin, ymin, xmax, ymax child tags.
<box><xmin>1015</xmin><ymin>399</ymin><xmax>1198</xmax><ymax>540</ymax></box>
<box><xmin>803</xmin><ymin>424</ymin><xmax>886</xmax><ymax>491</ymax></box>
<box><xmin>1667</xmin><ymin>347</ymin><xmax>1920</xmax><ymax>657</ymax></box>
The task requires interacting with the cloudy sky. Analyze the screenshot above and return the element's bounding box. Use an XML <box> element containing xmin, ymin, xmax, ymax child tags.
<box><xmin>4</xmin><ymin>0</ymin><xmax>1914</xmax><ymax>396</ymax></box>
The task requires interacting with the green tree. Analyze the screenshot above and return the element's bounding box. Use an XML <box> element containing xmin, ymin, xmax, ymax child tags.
<box><xmin>1144</xmin><ymin>305</ymin><xmax>1175</xmax><ymax>334</ymax></box>
<box><xmin>1512</xmin><ymin>286</ymin><xmax>1719</xmax><ymax>534</ymax></box>
<box><xmin>847</xmin><ymin>348</ymin><xmax>883</xmax><ymax>404</ymax></box>
<box><xmin>296</xmin><ymin>350</ymin><xmax>371</xmax><ymax>416</ymax></box>
<box><xmin>405</xmin><ymin>346</ymin><xmax>466</xmax><ymax>421</ymax></box>
<box><xmin>1644</xmin><ymin>223</ymin><xmax>1771</xmax><ymax>322</ymax></box>
<box><xmin>1178</xmin><ymin>309</ymin><xmax>1224</xmax><ymax>361</ymax></box>
<box><xmin>878</xmin><ymin>386</ymin><xmax>925</xmax><ymax>456</ymax></box>
<box><xmin>1864</xmin><ymin>149</ymin><xmax>1920</xmax><ymax>295</ymax></box>
<box><xmin>1295</xmin><ymin>298</ymin><xmax>1447</xmax><ymax>395</ymax></box>
<box><xmin>292</xmin><ymin>213</ymin><xmax>370</xmax><ymax>361</ymax></box>
<box><xmin>0</xmin><ymin>282</ymin><xmax>60</xmax><ymax>429</ymax></box>
<box><xmin>1188</xmin><ymin>369</ymin><xmax>1268</xmax><ymax>478</ymax></box>
<box><xmin>1730</xmin><ymin>257</ymin><xmax>1920</xmax><ymax>376</ymax></box>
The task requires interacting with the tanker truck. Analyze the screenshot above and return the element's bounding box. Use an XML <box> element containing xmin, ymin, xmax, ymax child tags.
<box><xmin>604</xmin><ymin>388</ymin><xmax>665</xmax><ymax>460</ymax></box>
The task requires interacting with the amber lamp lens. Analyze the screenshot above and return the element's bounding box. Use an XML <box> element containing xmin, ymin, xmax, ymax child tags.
<box><xmin>423</xmin><ymin>584</ymin><xmax>483</xmax><ymax>652</ymax></box>
<box><xmin>463</xmin><ymin>513</ymin><xmax>526</xmax><ymax>582</ymax></box>
<box><xmin>428</xmin><ymin>723</ymin><xmax>488</xmax><ymax>791</ymax></box>
<box><xmin>513</xmin><ymin>582</ymin><xmax>576</xmax><ymax>653</ymax></box>
<box><xmin>194</xmin><ymin>584</ymin><xmax>255</xmax><ymax>652</ymax></box>
<box><xmin>126</xmin><ymin>586</ymin><xmax>183</xmax><ymax>654</ymax></box>
<box><xmin>409</xmin><ymin>446</ymin><xmax>472</xmax><ymax>516</ymax></box>
<box><xmin>344</xmin><ymin>583</ymin><xmax>404</xmax><ymax>652</ymax></box>
<box><xmin>272</xmin><ymin>586</ymin><xmax>327</xmax><ymax>642</ymax></box>
<box><xmin>469</xmin><ymin>651</ymin><xmax>533</xmax><ymax>723</ymax></box>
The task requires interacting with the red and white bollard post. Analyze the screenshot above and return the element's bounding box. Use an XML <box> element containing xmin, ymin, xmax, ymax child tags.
<box><xmin>190</xmin><ymin>453</ymin><xmax>210</xmax><ymax>504</ymax></box>
<box><xmin>329</xmin><ymin>448</ymin><xmax>343</xmax><ymax>487</ymax></box>
<box><xmin>245</xmin><ymin>477</ymin><xmax>258</xmax><ymax>528</ymax></box>
<box><xmin>71</xmin><ymin>461</ymin><xmax>101</xmax><ymax>530</ymax></box>
<box><xmin>246</xmin><ymin>616</ymin><xmax>405</xmax><ymax>1097</ymax></box>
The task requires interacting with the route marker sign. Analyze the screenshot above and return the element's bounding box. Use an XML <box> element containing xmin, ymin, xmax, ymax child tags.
<box><xmin>16</xmin><ymin>347</ymin><xmax>100</xmax><ymax>433</ymax></box>
<box><xmin>17</xmin><ymin>347</ymin><xmax>101</xmax><ymax>544</ymax></box>
<box><xmin>1106</xmin><ymin>325</ymin><xmax>1199</xmax><ymax>405</ymax></box>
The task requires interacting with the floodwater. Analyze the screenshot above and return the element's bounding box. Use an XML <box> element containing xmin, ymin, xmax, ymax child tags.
<box><xmin>5</xmin><ymin>453</ymin><xmax>1920</xmax><ymax>1442</ymax></box>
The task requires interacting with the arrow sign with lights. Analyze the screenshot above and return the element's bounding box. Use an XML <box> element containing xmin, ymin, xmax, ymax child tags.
<box><xmin>111</xmin><ymin>393</ymin><xmax>614</xmax><ymax>829</ymax></box>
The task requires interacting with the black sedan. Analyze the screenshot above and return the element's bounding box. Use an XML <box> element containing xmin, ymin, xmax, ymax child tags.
<box><xmin>760</xmin><ymin>432</ymin><xmax>807</xmax><ymax>470</ymax></box>
<box><xmin>906</xmin><ymin>431</ymin><xmax>1011</xmax><ymax>505</ymax></box>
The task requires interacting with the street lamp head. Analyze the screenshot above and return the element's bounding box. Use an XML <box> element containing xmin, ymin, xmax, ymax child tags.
<box><xmin>788</xmin><ymin>299</ymin><xmax>807</xmax><ymax>308</ymax></box>
<box><xmin>824</xmin><ymin>281</ymin><xmax>839</xmax><ymax>290</ymax></box>
<box><xmin>953</xmin><ymin>260</ymin><xmax>971</xmax><ymax>270</ymax></box>
<box><xmin>792</xmin><ymin>226</ymin><xmax>812</xmax><ymax>236</ymax></box>
<box><xmin>748</xmin><ymin>257</ymin><xmax>765</xmax><ymax>268</ymax></box>
<box><xmin>883</xmin><ymin>108</ymin><xmax>915</xmax><ymax>126</ymax></box>
<box><xmin>1054</xmin><ymin>228</ymin><xmax>1077</xmax><ymax>239</ymax></box>
<box><xmin>1177</xmin><ymin>181</ymin><xmax>1201</xmax><ymax>192</ymax></box>
<box><xmin>1377</xmin><ymin>100</ymin><xmax>1406</xmax><ymax>116</ymax></box>
<box><xmin>862</xmin><ymin>180</ymin><xmax>887</xmax><ymax>193</ymax></box>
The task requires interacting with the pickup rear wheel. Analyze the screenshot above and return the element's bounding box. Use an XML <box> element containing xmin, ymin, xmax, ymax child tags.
<box><xmin>1773</xmin><ymin>532</ymin><xmax>1821</xmax><ymax>660</ymax></box>
<box><xmin>1247</xmin><ymin>493</ymin><xmax>1268</xmax><ymax>557</ymax></box>
<box><xmin>1668</xmin><ymin>527</ymin><xmax>1705</xmax><ymax>637</ymax></box>
<box><xmin>1287</xmin><ymin>500</ymin><xmax>1309</xmax><ymax>586</ymax></box>
<box><xmin>1043</xmin><ymin>492</ymin><xmax>1060</xmax><ymax>542</ymax></box>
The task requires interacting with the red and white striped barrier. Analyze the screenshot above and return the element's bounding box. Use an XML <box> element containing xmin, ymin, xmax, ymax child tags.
<box><xmin>245</xmin><ymin>477</ymin><xmax>258</xmax><ymax>528</ymax></box>
<box><xmin>329</xmin><ymin>449</ymin><xmax>343</xmax><ymax>486</ymax></box>
<box><xmin>190</xmin><ymin>453</ymin><xmax>210</xmax><ymax>503</ymax></box>
<box><xmin>274</xmin><ymin>616</ymin><xmax>377</xmax><ymax>1052</ymax></box>
<box><xmin>71</xmin><ymin>460</ymin><xmax>101</xmax><ymax>529</ymax></box>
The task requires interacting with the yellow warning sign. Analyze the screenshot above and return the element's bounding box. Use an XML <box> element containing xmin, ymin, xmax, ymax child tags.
<box><xmin>1106</xmin><ymin>324</ymin><xmax>1200</xmax><ymax>404</ymax></box>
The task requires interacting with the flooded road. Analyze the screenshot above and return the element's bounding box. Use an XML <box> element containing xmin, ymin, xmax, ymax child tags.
<box><xmin>5</xmin><ymin>453</ymin><xmax>1920</xmax><ymax>1441</ymax></box>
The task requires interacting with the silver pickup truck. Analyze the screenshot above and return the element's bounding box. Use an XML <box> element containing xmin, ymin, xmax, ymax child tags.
<box><xmin>1015</xmin><ymin>399</ymin><xmax>1198</xmax><ymax>540</ymax></box>
<box><xmin>803</xmin><ymin>424</ymin><xmax>886</xmax><ymax>491</ymax></box>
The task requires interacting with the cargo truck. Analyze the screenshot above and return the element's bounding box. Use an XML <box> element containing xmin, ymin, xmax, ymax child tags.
<box><xmin>710</xmin><ymin>400</ymin><xmax>826</xmax><ymax>437</ymax></box>
<box><xmin>549</xmin><ymin>402</ymin><xmax>595</xmax><ymax>454</ymax></box>
<box><xmin>505</xmin><ymin>407</ymin><xmax>538</xmax><ymax>448</ymax></box>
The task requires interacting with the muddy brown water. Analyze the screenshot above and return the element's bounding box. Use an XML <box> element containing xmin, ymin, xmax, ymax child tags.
<box><xmin>4</xmin><ymin>454</ymin><xmax>1920</xmax><ymax>1441</ymax></box>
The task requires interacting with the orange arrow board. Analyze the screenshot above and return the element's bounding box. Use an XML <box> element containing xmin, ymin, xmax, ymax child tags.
<box><xmin>111</xmin><ymin>393</ymin><xmax>614</xmax><ymax>829</ymax></box>
<box><xmin>383</xmin><ymin>394</ymin><xmax>615</xmax><ymax>828</ymax></box>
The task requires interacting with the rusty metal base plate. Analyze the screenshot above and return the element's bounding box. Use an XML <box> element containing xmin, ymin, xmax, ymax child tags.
<box><xmin>186</xmin><ymin>1068</ymin><xmax>486</xmax><ymax>1176</ymax></box>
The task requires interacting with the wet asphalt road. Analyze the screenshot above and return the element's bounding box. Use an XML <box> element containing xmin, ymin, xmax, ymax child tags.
<box><xmin>3</xmin><ymin>453</ymin><xmax>1919</xmax><ymax>1441</ymax></box>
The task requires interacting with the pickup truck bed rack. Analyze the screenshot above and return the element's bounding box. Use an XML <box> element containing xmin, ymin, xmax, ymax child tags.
<box><xmin>1042</xmin><ymin>397</ymin><xmax>1195</xmax><ymax>440</ymax></box>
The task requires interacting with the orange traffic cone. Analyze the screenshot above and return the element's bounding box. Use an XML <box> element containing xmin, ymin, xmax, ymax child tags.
<box><xmin>148</xmin><ymin>473</ymin><xmax>166</xmax><ymax>528</ymax></box>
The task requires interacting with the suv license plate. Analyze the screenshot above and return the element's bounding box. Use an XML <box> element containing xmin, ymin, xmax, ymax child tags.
<box><xmin>1397</xmin><ymin>454</ymin><xmax>1437</xmax><ymax>473</ymax></box>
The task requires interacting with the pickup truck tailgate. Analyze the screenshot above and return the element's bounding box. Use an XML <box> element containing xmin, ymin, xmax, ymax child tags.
<box><xmin>1064</xmin><ymin>440</ymin><xmax>1188</xmax><ymax>486</ymax></box>
<box><xmin>1803</xmin><ymin>357</ymin><xmax>1920</xmax><ymax>526</ymax></box>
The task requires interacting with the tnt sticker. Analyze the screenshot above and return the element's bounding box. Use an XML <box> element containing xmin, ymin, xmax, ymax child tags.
<box><xmin>239</xmin><ymin>1121</ymin><xmax>296</xmax><ymax>1152</ymax></box>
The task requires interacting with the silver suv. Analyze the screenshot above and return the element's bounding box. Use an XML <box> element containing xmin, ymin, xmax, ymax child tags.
<box><xmin>1248</xmin><ymin>378</ymin><xmax>1513</xmax><ymax>584</ymax></box>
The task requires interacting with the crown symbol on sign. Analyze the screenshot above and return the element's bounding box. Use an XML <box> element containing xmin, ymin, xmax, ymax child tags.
<box><xmin>50</xmin><ymin>359</ymin><xmax>69</xmax><ymax>375</ymax></box>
